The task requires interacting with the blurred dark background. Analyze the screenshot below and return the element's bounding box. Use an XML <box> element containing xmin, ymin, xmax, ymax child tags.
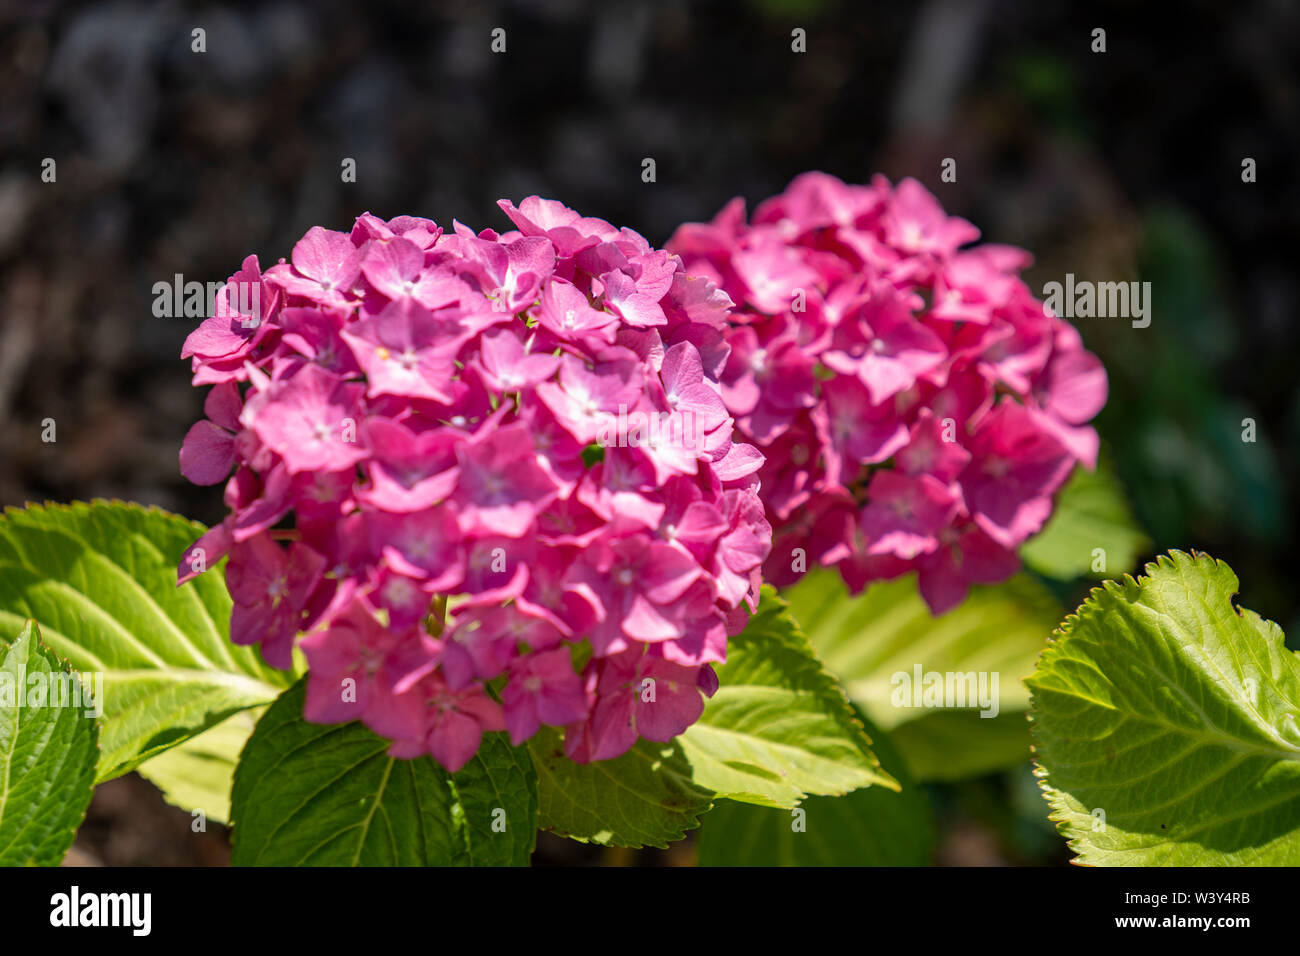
<box><xmin>2</xmin><ymin>0</ymin><xmax>1297</xmax><ymax>865</ymax></box>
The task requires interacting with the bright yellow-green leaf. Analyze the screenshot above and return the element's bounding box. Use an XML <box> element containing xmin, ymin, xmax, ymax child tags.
<box><xmin>1029</xmin><ymin>551</ymin><xmax>1300</xmax><ymax>865</ymax></box>
<box><xmin>0</xmin><ymin>501</ymin><xmax>291</xmax><ymax>782</ymax></box>
<box><xmin>0</xmin><ymin>621</ymin><xmax>99</xmax><ymax>865</ymax></box>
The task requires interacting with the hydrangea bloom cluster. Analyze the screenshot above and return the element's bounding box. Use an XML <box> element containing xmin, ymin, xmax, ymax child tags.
<box><xmin>668</xmin><ymin>173</ymin><xmax>1106</xmax><ymax>614</ymax></box>
<box><xmin>177</xmin><ymin>199</ymin><xmax>770</xmax><ymax>771</ymax></box>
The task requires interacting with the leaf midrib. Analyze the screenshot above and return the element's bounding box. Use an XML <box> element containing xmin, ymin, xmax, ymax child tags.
<box><xmin>1039</xmin><ymin>620</ymin><xmax>1300</xmax><ymax>764</ymax></box>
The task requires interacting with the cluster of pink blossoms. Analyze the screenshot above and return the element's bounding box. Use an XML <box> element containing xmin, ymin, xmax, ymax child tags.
<box><xmin>668</xmin><ymin>173</ymin><xmax>1107</xmax><ymax>613</ymax></box>
<box><xmin>177</xmin><ymin>199</ymin><xmax>771</xmax><ymax>771</ymax></box>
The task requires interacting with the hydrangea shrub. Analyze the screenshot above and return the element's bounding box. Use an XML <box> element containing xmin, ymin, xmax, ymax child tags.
<box><xmin>669</xmin><ymin>173</ymin><xmax>1107</xmax><ymax>613</ymax></box>
<box><xmin>8</xmin><ymin>178</ymin><xmax>1279</xmax><ymax>870</ymax></box>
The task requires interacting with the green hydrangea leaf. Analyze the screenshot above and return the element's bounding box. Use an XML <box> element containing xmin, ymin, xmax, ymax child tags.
<box><xmin>1028</xmin><ymin>550</ymin><xmax>1300</xmax><ymax>865</ymax></box>
<box><xmin>0</xmin><ymin>501</ymin><xmax>290</xmax><ymax>781</ymax></box>
<box><xmin>136</xmin><ymin>709</ymin><xmax>260</xmax><ymax>825</ymax></box>
<box><xmin>678</xmin><ymin>586</ymin><xmax>895</xmax><ymax>807</ymax></box>
<box><xmin>231</xmin><ymin>679</ymin><xmax>537</xmax><ymax>866</ymax></box>
<box><xmin>0</xmin><ymin>620</ymin><xmax>99</xmax><ymax>865</ymax></box>
<box><xmin>696</xmin><ymin>706</ymin><xmax>933</xmax><ymax>865</ymax></box>
<box><xmin>528</xmin><ymin>729</ymin><xmax>713</xmax><ymax>849</ymax></box>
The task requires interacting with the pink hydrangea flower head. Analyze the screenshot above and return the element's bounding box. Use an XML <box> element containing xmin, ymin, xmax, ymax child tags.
<box><xmin>180</xmin><ymin>200</ymin><xmax>771</xmax><ymax>770</ymax></box>
<box><xmin>669</xmin><ymin>172</ymin><xmax>1106</xmax><ymax>614</ymax></box>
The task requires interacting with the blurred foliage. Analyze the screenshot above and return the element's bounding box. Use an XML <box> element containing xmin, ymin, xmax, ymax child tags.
<box><xmin>787</xmin><ymin>570</ymin><xmax>1059</xmax><ymax>783</ymax></box>
<box><xmin>1094</xmin><ymin>207</ymin><xmax>1291</xmax><ymax>640</ymax></box>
